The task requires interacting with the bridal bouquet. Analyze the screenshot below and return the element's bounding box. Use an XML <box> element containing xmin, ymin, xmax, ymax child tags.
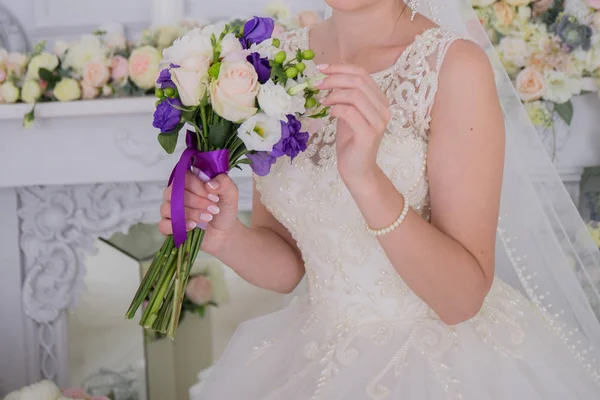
<box><xmin>125</xmin><ymin>16</ymin><xmax>327</xmax><ymax>338</ymax></box>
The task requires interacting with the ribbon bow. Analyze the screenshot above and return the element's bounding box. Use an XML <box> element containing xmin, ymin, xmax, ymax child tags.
<box><xmin>169</xmin><ymin>130</ymin><xmax>229</xmax><ymax>247</ymax></box>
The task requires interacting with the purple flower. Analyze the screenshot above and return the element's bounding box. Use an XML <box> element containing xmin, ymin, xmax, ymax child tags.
<box><xmin>271</xmin><ymin>115</ymin><xmax>309</xmax><ymax>160</ymax></box>
<box><xmin>246</xmin><ymin>52</ymin><xmax>271</xmax><ymax>83</ymax></box>
<box><xmin>153</xmin><ymin>98</ymin><xmax>182</xmax><ymax>133</ymax></box>
<box><xmin>156</xmin><ymin>63</ymin><xmax>179</xmax><ymax>89</ymax></box>
<box><xmin>248</xmin><ymin>151</ymin><xmax>277</xmax><ymax>176</ymax></box>
<box><xmin>240</xmin><ymin>17</ymin><xmax>275</xmax><ymax>49</ymax></box>
<box><xmin>552</xmin><ymin>15</ymin><xmax>592</xmax><ymax>52</ymax></box>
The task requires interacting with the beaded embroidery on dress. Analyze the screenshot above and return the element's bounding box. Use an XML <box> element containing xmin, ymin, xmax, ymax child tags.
<box><xmin>196</xmin><ymin>27</ymin><xmax>600</xmax><ymax>400</ymax></box>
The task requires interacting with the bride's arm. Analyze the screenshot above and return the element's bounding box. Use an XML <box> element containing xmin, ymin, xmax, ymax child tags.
<box><xmin>334</xmin><ymin>41</ymin><xmax>505</xmax><ymax>325</ymax></box>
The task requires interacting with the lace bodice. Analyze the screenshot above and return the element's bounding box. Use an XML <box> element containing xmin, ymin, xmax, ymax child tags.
<box><xmin>255</xmin><ymin>26</ymin><xmax>461</xmax><ymax>322</ymax></box>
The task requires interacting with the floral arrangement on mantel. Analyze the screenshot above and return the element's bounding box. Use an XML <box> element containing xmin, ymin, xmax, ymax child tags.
<box><xmin>2</xmin><ymin>380</ymin><xmax>109</xmax><ymax>400</ymax></box>
<box><xmin>145</xmin><ymin>261</ymin><xmax>230</xmax><ymax>341</ymax></box>
<box><xmin>471</xmin><ymin>0</ymin><xmax>600</xmax><ymax>128</ymax></box>
<box><xmin>0</xmin><ymin>3</ymin><xmax>322</xmax><ymax>127</ymax></box>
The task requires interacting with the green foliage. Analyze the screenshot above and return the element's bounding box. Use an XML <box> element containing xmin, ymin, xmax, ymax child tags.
<box><xmin>38</xmin><ymin>68</ymin><xmax>61</xmax><ymax>90</ymax></box>
<box><xmin>157</xmin><ymin>126</ymin><xmax>182</xmax><ymax>154</ymax></box>
<box><xmin>208</xmin><ymin>121</ymin><xmax>233</xmax><ymax>148</ymax></box>
<box><xmin>555</xmin><ymin>100</ymin><xmax>574</xmax><ymax>125</ymax></box>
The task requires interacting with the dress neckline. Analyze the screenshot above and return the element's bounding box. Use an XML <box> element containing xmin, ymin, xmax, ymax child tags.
<box><xmin>303</xmin><ymin>25</ymin><xmax>443</xmax><ymax>79</ymax></box>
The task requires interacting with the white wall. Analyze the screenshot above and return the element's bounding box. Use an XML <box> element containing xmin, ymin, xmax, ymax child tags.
<box><xmin>0</xmin><ymin>0</ymin><xmax>325</xmax><ymax>45</ymax></box>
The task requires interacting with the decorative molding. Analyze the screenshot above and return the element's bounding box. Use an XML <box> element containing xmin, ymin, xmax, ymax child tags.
<box><xmin>115</xmin><ymin>129</ymin><xmax>183</xmax><ymax>167</ymax></box>
<box><xmin>0</xmin><ymin>3</ymin><xmax>30</xmax><ymax>52</ymax></box>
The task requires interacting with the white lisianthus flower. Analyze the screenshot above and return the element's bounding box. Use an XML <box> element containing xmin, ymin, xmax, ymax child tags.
<box><xmin>63</xmin><ymin>35</ymin><xmax>108</xmax><ymax>74</ymax></box>
<box><xmin>258</xmin><ymin>80</ymin><xmax>298</xmax><ymax>120</ymax></box>
<box><xmin>162</xmin><ymin>28</ymin><xmax>214</xmax><ymax>68</ymax></box>
<box><xmin>249</xmin><ymin>39</ymin><xmax>279</xmax><ymax>60</ymax></box>
<box><xmin>171</xmin><ymin>67</ymin><xmax>208</xmax><ymax>106</ymax></box>
<box><xmin>0</xmin><ymin>81</ymin><xmax>20</xmax><ymax>103</ymax></box>
<box><xmin>26</xmin><ymin>52</ymin><xmax>59</xmax><ymax>80</ymax></box>
<box><xmin>470</xmin><ymin>0</ymin><xmax>496</xmax><ymax>6</ymax></box>
<box><xmin>543</xmin><ymin>70</ymin><xmax>582</xmax><ymax>104</ymax></box>
<box><xmin>54</xmin><ymin>78</ymin><xmax>82</xmax><ymax>102</ymax></box>
<box><xmin>237</xmin><ymin>113</ymin><xmax>282</xmax><ymax>151</ymax></box>
<box><xmin>220</xmin><ymin>33</ymin><xmax>244</xmax><ymax>59</ymax></box>
<box><xmin>21</xmin><ymin>79</ymin><xmax>42</xmax><ymax>103</ymax></box>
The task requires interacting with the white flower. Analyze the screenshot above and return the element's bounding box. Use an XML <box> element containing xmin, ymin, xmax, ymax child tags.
<box><xmin>26</xmin><ymin>53</ymin><xmax>59</xmax><ymax>80</ymax></box>
<box><xmin>470</xmin><ymin>0</ymin><xmax>496</xmax><ymax>6</ymax></box>
<box><xmin>210</xmin><ymin>60</ymin><xmax>259</xmax><ymax>122</ymax></box>
<box><xmin>54</xmin><ymin>78</ymin><xmax>82</xmax><ymax>102</ymax></box>
<box><xmin>264</xmin><ymin>1</ymin><xmax>291</xmax><ymax>19</ymax></box>
<box><xmin>99</xmin><ymin>22</ymin><xmax>127</xmax><ymax>50</ymax></box>
<box><xmin>543</xmin><ymin>70</ymin><xmax>582</xmax><ymax>104</ymax></box>
<box><xmin>258</xmin><ymin>80</ymin><xmax>297</xmax><ymax>120</ymax></box>
<box><xmin>171</xmin><ymin>67</ymin><xmax>208</xmax><ymax>106</ymax></box>
<box><xmin>21</xmin><ymin>79</ymin><xmax>42</xmax><ymax>103</ymax></box>
<box><xmin>7</xmin><ymin>52</ymin><xmax>28</xmax><ymax>78</ymax></box>
<box><xmin>201</xmin><ymin>22</ymin><xmax>228</xmax><ymax>40</ymax></box>
<box><xmin>155</xmin><ymin>25</ymin><xmax>184</xmax><ymax>49</ymax></box>
<box><xmin>53</xmin><ymin>40</ymin><xmax>70</xmax><ymax>57</ymax></box>
<box><xmin>162</xmin><ymin>28</ymin><xmax>214</xmax><ymax>68</ymax></box>
<box><xmin>237</xmin><ymin>113</ymin><xmax>282</xmax><ymax>151</ymax></box>
<box><xmin>498</xmin><ymin>36</ymin><xmax>529</xmax><ymax>69</ymax></box>
<box><xmin>220</xmin><ymin>33</ymin><xmax>244</xmax><ymax>59</ymax></box>
<box><xmin>128</xmin><ymin>46</ymin><xmax>162</xmax><ymax>89</ymax></box>
<box><xmin>6</xmin><ymin>380</ymin><xmax>62</xmax><ymax>400</ymax></box>
<box><xmin>249</xmin><ymin>39</ymin><xmax>279</xmax><ymax>60</ymax></box>
<box><xmin>63</xmin><ymin>35</ymin><xmax>108</xmax><ymax>74</ymax></box>
<box><xmin>0</xmin><ymin>81</ymin><xmax>20</xmax><ymax>103</ymax></box>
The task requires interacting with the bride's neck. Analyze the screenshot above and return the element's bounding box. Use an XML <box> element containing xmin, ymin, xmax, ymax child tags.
<box><xmin>327</xmin><ymin>1</ymin><xmax>407</xmax><ymax>57</ymax></box>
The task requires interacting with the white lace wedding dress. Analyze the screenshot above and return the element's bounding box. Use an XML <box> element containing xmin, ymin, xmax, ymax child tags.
<box><xmin>197</xmin><ymin>27</ymin><xmax>600</xmax><ymax>399</ymax></box>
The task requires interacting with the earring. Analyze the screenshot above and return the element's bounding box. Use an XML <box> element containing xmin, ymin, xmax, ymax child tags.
<box><xmin>406</xmin><ymin>0</ymin><xmax>419</xmax><ymax>21</ymax></box>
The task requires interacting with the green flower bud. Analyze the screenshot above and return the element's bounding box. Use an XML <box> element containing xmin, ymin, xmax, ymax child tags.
<box><xmin>164</xmin><ymin>87</ymin><xmax>176</xmax><ymax>98</ymax></box>
<box><xmin>272</xmin><ymin>38</ymin><xmax>281</xmax><ymax>48</ymax></box>
<box><xmin>302</xmin><ymin>50</ymin><xmax>315</xmax><ymax>61</ymax></box>
<box><xmin>285</xmin><ymin>67</ymin><xmax>299</xmax><ymax>79</ymax></box>
<box><xmin>274</xmin><ymin>51</ymin><xmax>287</xmax><ymax>64</ymax></box>
<box><xmin>305</xmin><ymin>97</ymin><xmax>317</xmax><ymax>109</ymax></box>
<box><xmin>155</xmin><ymin>88</ymin><xmax>164</xmax><ymax>98</ymax></box>
<box><xmin>296</xmin><ymin>62</ymin><xmax>306</xmax><ymax>73</ymax></box>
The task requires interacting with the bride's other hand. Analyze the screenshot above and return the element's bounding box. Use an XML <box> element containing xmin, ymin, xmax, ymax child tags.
<box><xmin>158</xmin><ymin>172</ymin><xmax>240</xmax><ymax>255</ymax></box>
<box><xmin>317</xmin><ymin>63</ymin><xmax>391</xmax><ymax>188</ymax></box>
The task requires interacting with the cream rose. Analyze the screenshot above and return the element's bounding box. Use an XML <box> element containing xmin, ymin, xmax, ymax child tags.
<box><xmin>128</xmin><ymin>46</ymin><xmax>162</xmax><ymax>89</ymax></box>
<box><xmin>210</xmin><ymin>61</ymin><xmax>259</xmax><ymax>122</ymax></box>
<box><xmin>162</xmin><ymin>28</ymin><xmax>214</xmax><ymax>68</ymax></box>
<box><xmin>515</xmin><ymin>67</ymin><xmax>546</xmax><ymax>102</ymax></box>
<box><xmin>470</xmin><ymin>0</ymin><xmax>497</xmax><ymax>6</ymax></box>
<box><xmin>26</xmin><ymin>52</ymin><xmax>59</xmax><ymax>80</ymax></box>
<box><xmin>493</xmin><ymin>2</ymin><xmax>516</xmax><ymax>26</ymax></box>
<box><xmin>81</xmin><ymin>80</ymin><xmax>99</xmax><ymax>99</ymax></box>
<box><xmin>505</xmin><ymin>0</ymin><xmax>530</xmax><ymax>6</ymax></box>
<box><xmin>185</xmin><ymin>275</ymin><xmax>213</xmax><ymax>305</ymax></box>
<box><xmin>54</xmin><ymin>78</ymin><xmax>82</xmax><ymax>102</ymax></box>
<box><xmin>171</xmin><ymin>67</ymin><xmax>208</xmax><ymax>106</ymax></box>
<box><xmin>0</xmin><ymin>81</ymin><xmax>20</xmax><ymax>103</ymax></box>
<box><xmin>7</xmin><ymin>52</ymin><xmax>28</xmax><ymax>78</ymax></box>
<box><xmin>110</xmin><ymin>55</ymin><xmax>129</xmax><ymax>85</ymax></box>
<box><xmin>21</xmin><ymin>79</ymin><xmax>42</xmax><ymax>103</ymax></box>
<box><xmin>82</xmin><ymin>61</ymin><xmax>110</xmax><ymax>88</ymax></box>
<box><xmin>63</xmin><ymin>35</ymin><xmax>107</xmax><ymax>74</ymax></box>
<box><xmin>220</xmin><ymin>33</ymin><xmax>244</xmax><ymax>59</ymax></box>
<box><xmin>498</xmin><ymin>36</ymin><xmax>529</xmax><ymax>68</ymax></box>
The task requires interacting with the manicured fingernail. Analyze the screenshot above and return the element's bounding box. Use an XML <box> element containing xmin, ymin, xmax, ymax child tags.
<box><xmin>316</xmin><ymin>64</ymin><xmax>329</xmax><ymax>70</ymax></box>
<box><xmin>314</xmin><ymin>79</ymin><xmax>324</xmax><ymax>87</ymax></box>
<box><xmin>186</xmin><ymin>221</ymin><xmax>197</xmax><ymax>230</ymax></box>
<box><xmin>208</xmin><ymin>194</ymin><xmax>220</xmax><ymax>202</ymax></box>
<box><xmin>207</xmin><ymin>181</ymin><xmax>219</xmax><ymax>190</ymax></box>
<box><xmin>207</xmin><ymin>205</ymin><xmax>220</xmax><ymax>215</ymax></box>
<box><xmin>200</xmin><ymin>213</ymin><xmax>213</xmax><ymax>222</ymax></box>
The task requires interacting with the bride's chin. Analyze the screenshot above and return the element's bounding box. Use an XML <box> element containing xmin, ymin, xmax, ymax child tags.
<box><xmin>325</xmin><ymin>0</ymin><xmax>388</xmax><ymax>13</ymax></box>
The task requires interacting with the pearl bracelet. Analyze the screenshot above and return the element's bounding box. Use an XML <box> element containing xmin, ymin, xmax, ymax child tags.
<box><xmin>366</xmin><ymin>195</ymin><xmax>410</xmax><ymax>237</ymax></box>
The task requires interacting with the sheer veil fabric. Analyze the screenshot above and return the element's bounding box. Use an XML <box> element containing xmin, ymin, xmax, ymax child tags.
<box><xmin>282</xmin><ymin>0</ymin><xmax>600</xmax><ymax>376</ymax></box>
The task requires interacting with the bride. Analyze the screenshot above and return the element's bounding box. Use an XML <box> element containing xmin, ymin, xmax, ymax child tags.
<box><xmin>160</xmin><ymin>0</ymin><xmax>600</xmax><ymax>398</ymax></box>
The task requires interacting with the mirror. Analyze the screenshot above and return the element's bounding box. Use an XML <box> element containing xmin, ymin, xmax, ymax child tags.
<box><xmin>66</xmin><ymin>212</ymin><xmax>284</xmax><ymax>399</ymax></box>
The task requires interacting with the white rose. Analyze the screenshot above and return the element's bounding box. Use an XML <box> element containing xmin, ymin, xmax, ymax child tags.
<box><xmin>162</xmin><ymin>28</ymin><xmax>214</xmax><ymax>68</ymax></box>
<box><xmin>63</xmin><ymin>35</ymin><xmax>107</xmax><ymax>74</ymax></box>
<box><xmin>16</xmin><ymin>380</ymin><xmax>61</xmax><ymax>400</ymax></box>
<box><xmin>54</xmin><ymin>78</ymin><xmax>81</xmax><ymax>102</ymax></box>
<box><xmin>82</xmin><ymin>61</ymin><xmax>110</xmax><ymax>87</ymax></box>
<box><xmin>99</xmin><ymin>22</ymin><xmax>127</xmax><ymax>50</ymax></box>
<box><xmin>54</xmin><ymin>40</ymin><xmax>70</xmax><ymax>57</ymax></box>
<box><xmin>26</xmin><ymin>53</ymin><xmax>59</xmax><ymax>80</ymax></box>
<box><xmin>171</xmin><ymin>67</ymin><xmax>208</xmax><ymax>106</ymax></box>
<box><xmin>220</xmin><ymin>33</ymin><xmax>244</xmax><ymax>59</ymax></box>
<box><xmin>81</xmin><ymin>80</ymin><xmax>100</xmax><ymax>99</ymax></box>
<box><xmin>237</xmin><ymin>113</ymin><xmax>282</xmax><ymax>151</ymax></box>
<box><xmin>470</xmin><ymin>0</ymin><xmax>497</xmax><ymax>6</ymax></box>
<box><xmin>0</xmin><ymin>81</ymin><xmax>20</xmax><ymax>103</ymax></box>
<box><xmin>543</xmin><ymin>70</ymin><xmax>582</xmax><ymax>104</ymax></box>
<box><xmin>210</xmin><ymin>61</ymin><xmax>259</xmax><ymax>122</ymax></box>
<box><xmin>7</xmin><ymin>52</ymin><xmax>28</xmax><ymax>78</ymax></box>
<box><xmin>201</xmin><ymin>22</ymin><xmax>228</xmax><ymax>40</ymax></box>
<box><xmin>155</xmin><ymin>26</ymin><xmax>184</xmax><ymax>49</ymax></box>
<box><xmin>21</xmin><ymin>79</ymin><xmax>42</xmax><ymax>103</ymax></box>
<box><xmin>498</xmin><ymin>36</ymin><xmax>529</xmax><ymax>68</ymax></box>
<box><xmin>258</xmin><ymin>80</ymin><xmax>301</xmax><ymax>120</ymax></box>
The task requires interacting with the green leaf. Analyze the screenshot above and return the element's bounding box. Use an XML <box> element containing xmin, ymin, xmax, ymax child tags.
<box><xmin>158</xmin><ymin>129</ymin><xmax>180</xmax><ymax>154</ymax></box>
<box><xmin>208</xmin><ymin>121</ymin><xmax>232</xmax><ymax>148</ymax></box>
<box><xmin>198</xmin><ymin>306</ymin><xmax>206</xmax><ymax>318</ymax></box>
<box><xmin>39</xmin><ymin>68</ymin><xmax>61</xmax><ymax>89</ymax></box>
<box><xmin>32</xmin><ymin>41</ymin><xmax>46</xmax><ymax>56</ymax></box>
<box><xmin>309</xmin><ymin>107</ymin><xmax>330</xmax><ymax>119</ymax></box>
<box><xmin>180</xmin><ymin>107</ymin><xmax>198</xmax><ymax>123</ymax></box>
<box><xmin>555</xmin><ymin>101</ymin><xmax>574</xmax><ymax>125</ymax></box>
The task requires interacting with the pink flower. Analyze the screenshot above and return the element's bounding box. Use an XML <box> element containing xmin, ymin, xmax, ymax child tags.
<box><xmin>80</xmin><ymin>80</ymin><xmax>100</xmax><ymax>99</ymax></box>
<box><xmin>297</xmin><ymin>11</ymin><xmax>323</xmax><ymax>28</ymax></box>
<box><xmin>128</xmin><ymin>46</ymin><xmax>162</xmax><ymax>90</ymax></box>
<box><xmin>110</xmin><ymin>55</ymin><xmax>129</xmax><ymax>83</ymax></box>
<box><xmin>532</xmin><ymin>0</ymin><xmax>553</xmax><ymax>16</ymax></box>
<box><xmin>586</xmin><ymin>0</ymin><xmax>600</xmax><ymax>9</ymax></box>
<box><xmin>0</xmin><ymin>67</ymin><xmax>6</xmax><ymax>84</ymax></box>
<box><xmin>515</xmin><ymin>67</ymin><xmax>546</xmax><ymax>102</ymax></box>
<box><xmin>82</xmin><ymin>61</ymin><xmax>110</xmax><ymax>88</ymax></box>
<box><xmin>185</xmin><ymin>275</ymin><xmax>213</xmax><ymax>305</ymax></box>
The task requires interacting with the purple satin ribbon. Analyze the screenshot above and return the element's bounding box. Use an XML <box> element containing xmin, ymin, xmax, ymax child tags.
<box><xmin>168</xmin><ymin>130</ymin><xmax>229</xmax><ymax>247</ymax></box>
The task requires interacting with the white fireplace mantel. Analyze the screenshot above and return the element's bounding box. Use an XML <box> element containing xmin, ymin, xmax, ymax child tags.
<box><xmin>0</xmin><ymin>97</ymin><xmax>253</xmax><ymax>396</ymax></box>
